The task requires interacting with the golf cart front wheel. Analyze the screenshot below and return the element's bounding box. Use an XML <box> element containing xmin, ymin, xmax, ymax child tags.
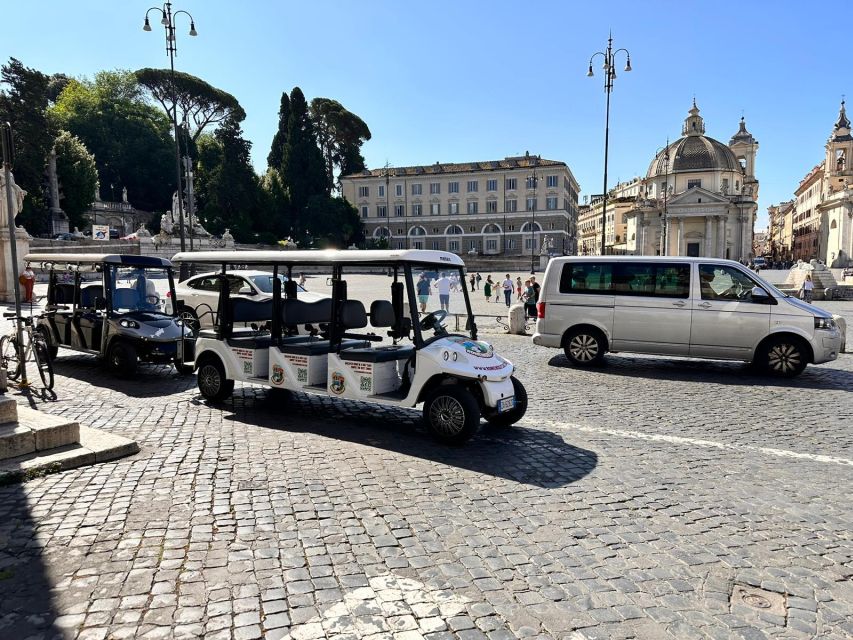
<box><xmin>107</xmin><ymin>341</ymin><xmax>138</xmax><ymax>377</ymax></box>
<box><xmin>423</xmin><ymin>384</ymin><xmax>480</xmax><ymax>444</ymax></box>
<box><xmin>485</xmin><ymin>376</ymin><xmax>527</xmax><ymax>428</ymax></box>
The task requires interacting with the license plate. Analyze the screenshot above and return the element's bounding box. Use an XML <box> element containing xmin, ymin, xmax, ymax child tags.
<box><xmin>498</xmin><ymin>397</ymin><xmax>515</xmax><ymax>413</ymax></box>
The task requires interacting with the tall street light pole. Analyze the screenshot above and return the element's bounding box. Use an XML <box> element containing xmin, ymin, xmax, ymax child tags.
<box><xmin>144</xmin><ymin>2</ymin><xmax>197</xmax><ymax>277</ymax></box>
<box><xmin>588</xmin><ymin>34</ymin><xmax>632</xmax><ymax>256</ymax></box>
<box><xmin>528</xmin><ymin>159</ymin><xmax>539</xmax><ymax>274</ymax></box>
<box><xmin>658</xmin><ymin>139</ymin><xmax>670</xmax><ymax>255</ymax></box>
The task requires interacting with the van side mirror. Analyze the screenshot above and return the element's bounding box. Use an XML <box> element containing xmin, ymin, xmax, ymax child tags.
<box><xmin>750</xmin><ymin>287</ymin><xmax>771</xmax><ymax>303</ymax></box>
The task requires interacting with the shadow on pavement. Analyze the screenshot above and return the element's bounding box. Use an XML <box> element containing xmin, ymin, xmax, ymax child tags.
<box><xmin>214</xmin><ymin>387</ymin><xmax>598</xmax><ymax>489</ymax></box>
<box><xmin>0</xmin><ymin>480</ymin><xmax>63</xmax><ymax>639</ymax></box>
<box><xmin>49</xmin><ymin>353</ymin><xmax>198</xmax><ymax>397</ymax></box>
<box><xmin>547</xmin><ymin>353</ymin><xmax>853</xmax><ymax>392</ymax></box>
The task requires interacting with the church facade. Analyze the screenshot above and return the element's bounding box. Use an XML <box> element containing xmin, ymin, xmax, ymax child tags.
<box><xmin>817</xmin><ymin>101</ymin><xmax>853</xmax><ymax>267</ymax></box>
<box><xmin>624</xmin><ymin>102</ymin><xmax>759</xmax><ymax>261</ymax></box>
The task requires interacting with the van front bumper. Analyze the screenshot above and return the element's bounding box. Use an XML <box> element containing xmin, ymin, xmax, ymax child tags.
<box><xmin>812</xmin><ymin>329</ymin><xmax>842</xmax><ymax>364</ymax></box>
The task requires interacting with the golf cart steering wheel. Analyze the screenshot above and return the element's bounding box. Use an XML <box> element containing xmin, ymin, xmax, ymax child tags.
<box><xmin>144</xmin><ymin>294</ymin><xmax>160</xmax><ymax>306</ymax></box>
<box><xmin>421</xmin><ymin>309</ymin><xmax>448</xmax><ymax>333</ymax></box>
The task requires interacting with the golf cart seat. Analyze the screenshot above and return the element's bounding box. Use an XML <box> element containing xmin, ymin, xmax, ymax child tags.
<box><xmin>279</xmin><ymin>299</ymin><xmax>368</xmax><ymax>355</ymax></box>
<box><xmin>54</xmin><ymin>283</ymin><xmax>76</xmax><ymax>305</ymax></box>
<box><xmin>340</xmin><ymin>300</ymin><xmax>414</xmax><ymax>363</ymax></box>
<box><xmin>226</xmin><ymin>298</ymin><xmax>273</xmax><ymax>349</ymax></box>
<box><xmin>80</xmin><ymin>285</ymin><xmax>103</xmax><ymax>309</ymax></box>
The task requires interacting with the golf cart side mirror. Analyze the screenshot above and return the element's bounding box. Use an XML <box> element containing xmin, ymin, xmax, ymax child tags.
<box><xmin>238</xmin><ymin>286</ymin><xmax>255</xmax><ymax>296</ymax></box>
<box><xmin>95</xmin><ymin>297</ymin><xmax>106</xmax><ymax>311</ymax></box>
<box><xmin>326</xmin><ymin>277</ymin><xmax>333</xmax><ymax>286</ymax></box>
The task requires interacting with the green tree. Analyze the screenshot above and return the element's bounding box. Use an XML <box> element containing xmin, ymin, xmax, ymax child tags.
<box><xmin>50</xmin><ymin>71</ymin><xmax>175</xmax><ymax>213</ymax></box>
<box><xmin>135</xmin><ymin>68</ymin><xmax>245</xmax><ymax>144</ymax></box>
<box><xmin>283</xmin><ymin>87</ymin><xmax>327</xmax><ymax>239</ymax></box>
<box><xmin>258</xmin><ymin>167</ymin><xmax>291</xmax><ymax>240</ymax></box>
<box><xmin>309</xmin><ymin>97</ymin><xmax>371</xmax><ymax>193</ymax></box>
<box><xmin>53</xmin><ymin>131</ymin><xmax>98</xmax><ymax>230</ymax></box>
<box><xmin>0</xmin><ymin>58</ymin><xmax>56</xmax><ymax>231</ymax></box>
<box><xmin>267</xmin><ymin>91</ymin><xmax>290</xmax><ymax>170</ymax></box>
<box><xmin>303</xmin><ymin>195</ymin><xmax>363</xmax><ymax>248</ymax></box>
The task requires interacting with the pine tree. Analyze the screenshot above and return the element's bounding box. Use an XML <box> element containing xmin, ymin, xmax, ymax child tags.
<box><xmin>267</xmin><ymin>91</ymin><xmax>290</xmax><ymax>170</ymax></box>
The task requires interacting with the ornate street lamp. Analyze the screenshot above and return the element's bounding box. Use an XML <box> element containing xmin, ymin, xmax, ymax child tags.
<box><xmin>587</xmin><ymin>34</ymin><xmax>632</xmax><ymax>255</ymax></box>
<box><xmin>144</xmin><ymin>2</ymin><xmax>197</xmax><ymax>275</ymax></box>
<box><xmin>527</xmin><ymin>159</ymin><xmax>540</xmax><ymax>273</ymax></box>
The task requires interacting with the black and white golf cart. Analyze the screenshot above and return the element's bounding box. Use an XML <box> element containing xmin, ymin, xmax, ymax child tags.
<box><xmin>25</xmin><ymin>253</ymin><xmax>195</xmax><ymax>375</ymax></box>
<box><xmin>173</xmin><ymin>249</ymin><xmax>527</xmax><ymax>443</ymax></box>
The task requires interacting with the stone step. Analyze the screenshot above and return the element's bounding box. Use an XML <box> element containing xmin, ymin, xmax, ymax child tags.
<box><xmin>0</xmin><ymin>407</ymin><xmax>80</xmax><ymax>461</ymax></box>
<box><xmin>0</xmin><ymin>425</ymin><xmax>139</xmax><ymax>484</ymax></box>
<box><xmin>0</xmin><ymin>395</ymin><xmax>19</xmax><ymax>425</ymax></box>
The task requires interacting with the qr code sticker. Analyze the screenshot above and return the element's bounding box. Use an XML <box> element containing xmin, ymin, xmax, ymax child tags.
<box><xmin>297</xmin><ymin>367</ymin><xmax>308</xmax><ymax>382</ymax></box>
<box><xmin>243</xmin><ymin>361</ymin><xmax>253</xmax><ymax>374</ymax></box>
<box><xmin>360</xmin><ymin>376</ymin><xmax>372</xmax><ymax>392</ymax></box>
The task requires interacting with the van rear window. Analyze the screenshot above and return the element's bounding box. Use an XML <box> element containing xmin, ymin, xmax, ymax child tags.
<box><xmin>560</xmin><ymin>262</ymin><xmax>690</xmax><ymax>298</ymax></box>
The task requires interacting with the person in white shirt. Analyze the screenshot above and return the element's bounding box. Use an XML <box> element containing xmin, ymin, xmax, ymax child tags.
<box><xmin>433</xmin><ymin>273</ymin><xmax>451</xmax><ymax>311</ymax></box>
<box><xmin>799</xmin><ymin>273</ymin><xmax>815</xmax><ymax>303</ymax></box>
<box><xmin>501</xmin><ymin>274</ymin><xmax>514</xmax><ymax>307</ymax></box>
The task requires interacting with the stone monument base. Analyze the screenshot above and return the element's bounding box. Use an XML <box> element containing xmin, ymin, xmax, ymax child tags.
<box><xmin>0</xmin><ymin>228</ymin><xmax>31</xmax><ymax>303</ymax></box>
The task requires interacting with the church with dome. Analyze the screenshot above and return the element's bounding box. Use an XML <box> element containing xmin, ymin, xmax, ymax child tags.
<box><xmin>623</xmin><ymin>102</ymin><xmax>759</xmax><ymax>260</ymax></box>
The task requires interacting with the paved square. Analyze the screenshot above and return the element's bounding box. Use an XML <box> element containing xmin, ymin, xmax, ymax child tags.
<box><xmin>0</xmin><ymin>281</ymin><xmax>850</xmax><ymax>640</ymax></box>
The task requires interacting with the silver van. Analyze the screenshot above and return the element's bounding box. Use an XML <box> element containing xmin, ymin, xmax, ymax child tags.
<box><xmin>532</xmin><ymin>256</ymin><xmax>842</xmax><ymax>377</ymax></box>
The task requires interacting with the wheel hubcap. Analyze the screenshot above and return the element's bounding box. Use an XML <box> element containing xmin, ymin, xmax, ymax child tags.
<box><xmin>767</xmin><ymin>344</ymin><xmax>801</xmax><ymax>373</ymax></box>
<box><xmin>199</xmin><ymin>365</ymin><xmax>220</xmax><ymax>395</ymax></box>
<box><xmin>430</xmin><ymin>395</ymin><xmax>465</xmax><ymax>436</ymax></box>
<box><xmin>570</xmin><ymin>334</ymin><xmax>598</xmax><ymax>362</ymax></box>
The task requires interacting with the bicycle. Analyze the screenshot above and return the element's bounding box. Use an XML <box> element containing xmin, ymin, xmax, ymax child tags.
<box><xmin>0</xmin><ymin>312</ymin><xmax>54</xmax><ymax>390</ymax></box>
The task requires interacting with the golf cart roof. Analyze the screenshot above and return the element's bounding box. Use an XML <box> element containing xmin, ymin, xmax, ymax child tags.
<box><xmin>24</xmin><ymin>253</ymin><xmax>173</xmax><ymax>268</ymax></box>
<box><xmin>171</xmin><ymin>249</ymin><xmax>466</xmax><ymax>267</ymax></box>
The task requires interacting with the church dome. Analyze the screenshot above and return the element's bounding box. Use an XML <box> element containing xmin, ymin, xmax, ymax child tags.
<box><xmin>646</xmin><ymin>102</ymin><xmax>741</xmax><ymax>178</ymax></box>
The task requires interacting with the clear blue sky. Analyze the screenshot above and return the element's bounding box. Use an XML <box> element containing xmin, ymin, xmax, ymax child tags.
<box><xmin>3</xmin><ymin>1</ymin><xmax>849</xmax><ymax>229</ymax></box>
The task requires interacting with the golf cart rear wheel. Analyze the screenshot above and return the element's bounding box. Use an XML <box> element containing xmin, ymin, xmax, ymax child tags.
<box><xmin>423</xmin><ymin>384</ymin><xmax>480</xmax><ymax>444</ymax></box>
<box><xmin>197</xmin><ymin>358</ymin><xmax>234</xmax><ymax>402</ymax></box>
<box><xmin>485</xmin><ymin>376</ymin><xmax>527</xmax><ymax>428</ymax></box>
<box><xmin>37</xmin><ymin>326</ymin><xmax>58</xmax><ymax>360</ymax></box>
<box><xmin>107</xmin><ymin>341</ymin><xmax>138</xmax><ymax>377</ymax></box>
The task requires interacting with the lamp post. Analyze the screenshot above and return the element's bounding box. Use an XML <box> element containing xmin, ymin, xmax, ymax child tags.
<box><xmin>144</xmin><ymin>1</ymin><xmax>197</xmax><ymax>276</ymax></box>
<box><xmin>382</xmin><ymin>163</ymin><xmax>394</xmax><ymax>248</ymax></box>
<box><xmin>657</xmin><ymin>139</ymin><xmax>670</xmax><ymax>255</ymax></box>
<box><xmin>587</xmin><ymin>34</ymin><xmax>632</xmax><ymax>256</ymax></box>
<box><xmin>528</xmin><ymin>159</ymin><xmax>540</xmax><ymax>273</ymax></box>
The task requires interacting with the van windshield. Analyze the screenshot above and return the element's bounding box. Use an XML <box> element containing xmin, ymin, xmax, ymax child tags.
<box><xmin>110</xmin><ymin>266</ymin><xmax>170</xmax><ymax>313</ymax></box>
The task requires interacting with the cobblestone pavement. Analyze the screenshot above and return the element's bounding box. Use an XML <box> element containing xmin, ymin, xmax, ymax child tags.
<box><xmin>0</xmin><ymin>279</ymin><xmax>851</xmax><ymax>639</ymax></box>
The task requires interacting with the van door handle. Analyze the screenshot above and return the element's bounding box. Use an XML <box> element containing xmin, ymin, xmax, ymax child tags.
<box><xmin>698</xmin><ymin>302</ymin><xmax>712</xmax><ymax>309</ymax></box>
<box><xmin>672</xmin><ymin>301</ymin><xmax>686</xmax><ymax>307</ymax></box>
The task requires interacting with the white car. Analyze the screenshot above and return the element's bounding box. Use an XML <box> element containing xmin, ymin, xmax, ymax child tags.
<box><xmin>166</xmin><ymin>270</ymin><xmax>325</xmax><ymax>329</ymax></box>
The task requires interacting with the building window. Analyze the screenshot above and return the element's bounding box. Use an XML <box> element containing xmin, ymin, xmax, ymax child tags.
<box><xmin>505</xmin><ymin>178</ymin><xmax>517</xmax><ymax>190</ymax></box>
<box><xmin>447</xmin><ymin>225</ymin><xmax>463</xmax><ymax>235</ymax></box>
<box><xmin>412</xmin><ymin>183</ymin><xmax>422</xmax><ymax>195</ymax></box>
<box><xmin>449</xmin><ymin>202</ymin><xmax>459</xmax><ymax>215</ymax></box>
<box><xmin>486</xmin><ymin>200</ymin><xmax>497</xmax><ymax>213</ymax></box>
<box><xmin>467</xmin><ymin>180</ymin><xmax>478</xmax><ymax>192</ymax></box>
<box><xmin>563</xmin><ymin>198</ymin><xmax>569</xmax><ymax>210</ymax></box>
<box><xmin>449</xmin><ymin>240</ymin><xmax>460</xmax><ymax>252</ymax></box>
<box><xmin>486</xmin><ymin>239</ymin><xmax>497</xmax><ymax>251</ymax></box>
<box><xmin>448</xmin><ymin>182</ymin><xmax>459</xmax><ymax>193</ymax></box>
<box><xmin>467</xmin><ymin>201</ymin><xmax>479</xmax><ymax>214</ymax></box>
<box><xmin>547</xmin><ymin>175</ymin><xmax>558</xmax><ymax>188</ymax></box>
<box><xmin>378</xmin><ymin>184</ymin><xmax>385</xmax><ymax>197</ymax></box>
<box><xmin>505</xmin><ymin>198</ymin><xmax>518</xmax><ymax>212</ymax></box>
<box><xmin>508</xmin><ymin>224</ymin><xmax>515</xmax><ymax>231</ymax></box>
<box><xmin>377</xmin><ymin>205</ymin><xmax>387</xmax><ymax>217</ymax></box>
<box><xmin>429</xmin><ymin>182</ymin><xmax>440</xmax><ymax>195</ymax></box>
<box><xmin>394</xmin><ymin>204</ymin><xmax>405</xmax><ymax>217</ymax></box>
<box><xmin>430</xmin><ymin>203</ymin><xmax>440</xmax><ymax>215</ymax></box>
<box><xmin>487</xmin><ymin>179</ymin><xmax>498</xmax><ymax>191</ymax></box>
<box><xmin>525</xmin><ymin>238</ymin><xmax>536</xmax><ymax>249</ymax></box>
<box><xmin>546</xmin><ymin>197</ymin><xmax>558</xmax><ymax>210</ymax></box>
<box><xmin>395</xmin><ymin>184</ymin><xmax>403</xmax><ymax>197</ymax></box>
<box><xmin>431</xmin><ymin>240</ymin><xmax>439</xmax><ymax>250</ymax></box>
<box><xmin>526</xmin><ymin>197</ymin><xmax>537</xmax><ymax>211</ymax></box>
<box><xmin>660</xmin><ymin>181</ymin><xmax>667</xmax><ymax>193</ymax></box>
<box><xmin>412</xmin><ymin>204</ymin><xmax>422</xmax><ymax>216</ymax></box>
<box><xmin>432</xmin><ymin>228</ymin><xmax>439</xmax><ymax>233</ymax></box>
<box><xmin>361</xmin><ymin>206</ymin><xmax>368</xmax><ymax>218</ymax></box>
<box><xmin>507</xmin><ymin>238</ymin><xmax>516</xmax><ymax>249</ymax></box>
<box><xmin>721</xmin><ymin>178</ymin><xmax>729</xmax><ymax>193</ymax></box>
<box><xmin>549</xmin><ymin>222</ymin><xmax>555</xmax><ymax>230</ymax></box>
<box><xmin>687</xmin><ymin>179</ymin><xmax>702</xmax><ymax>190</ymax></box>
<box><xmin>358</xmin><ymin>186</ymin><xmax>370</xmax><ymax>198</ymax></box>
<box><xmin>469</xmin><ymin>226</ymin><xmax>475</xmax><ymax>232</ymax></box>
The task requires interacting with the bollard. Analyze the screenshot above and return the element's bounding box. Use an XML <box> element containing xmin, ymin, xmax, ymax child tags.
<box><xmin>833</xmin><ymin>314</ymin><xmax>847</xmax><ymax>353</ymax></box>
<box><xmin>508</xmin><ymin>303</ymin><xmax>527</xmax><ymax>335</ymax></box>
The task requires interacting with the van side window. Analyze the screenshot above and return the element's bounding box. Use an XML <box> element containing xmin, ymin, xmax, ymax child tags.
<box><xmin>653</xmin><ymin>264</ymin><xmax>690</xmax><ymax>298</ymax></box>
<box><xmin>559</xmin><ymin>263</ymin><xmax>612</xmax><ymax>294</ymax></box>
<box><xmin>698</xmin><ymin>264</ymin><xmax>759</xmax><ymax>301</ymax></box>
<box><xmin>612</xmin><ymin>263</ymin><xmax>690</xmax><ymax>298</ymax></box>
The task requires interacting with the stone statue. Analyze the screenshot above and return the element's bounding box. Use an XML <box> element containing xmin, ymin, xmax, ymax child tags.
<box><xmin>222</xmin><ymin>228</ymin><xmax>234</xmax><ymax>243</ymax></box>
<box><xmin>94</xmin><ymin>182</ymin><xmax>100</xmax><ymax>202</ymax></box>
<box><xmin>0</xmin><ymin>170</ymin><xmax>27</xmax><ymax>228</ymax></box>
<box><xmin>161</xmin><ymin>212</ymin><xmax>174</xmax><ymax>235</ymax></box>
<box><xmin>122</xmin><ymin>186</ymin><xmax>128</xmax><ymax>203</ymax></box>
<box><xmin>539</xmin><ymin>234</ymin><xmax>551</xmax><ymax>255</ymax></box>
<box><xmin>136</xmin><ymin>222</ymin><xmax>151</xmax><ymax>238</ymax></box>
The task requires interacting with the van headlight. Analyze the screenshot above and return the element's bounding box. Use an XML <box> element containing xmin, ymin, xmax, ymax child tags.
<box><xmin>814</xmin><ymin>317</ymin><xmax>836</xmax><ymax>330</ymax></box>
<box><xmin>119</xmin><ymin>319</ymin><xmax>140</xmax><ymax>329</ymax></box>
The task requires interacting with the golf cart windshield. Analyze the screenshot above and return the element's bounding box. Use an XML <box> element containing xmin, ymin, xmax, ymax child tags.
<box><xmin>410</xmin><ymin>264</ymin><xmax>474</xmax><ymax>341</ymax></box>
<box><xmin>109</xmin><ymin>266</ymin><xmax>171</xmax><ymax>314</ymax></box>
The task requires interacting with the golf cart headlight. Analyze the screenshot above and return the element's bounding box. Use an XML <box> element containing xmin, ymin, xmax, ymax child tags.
<box><xmin>175</xmin><ymin>318</ymin><xmax>184</xmax><ymax>327</ymax></box>
<box><xmin>814</xmin><ymin>317</ymin><xmax>836</xmax><ymax>330</ymax></box>
<box><xmin>119</xmin><ymin>319</ymin><xmax>140</xmax><ymax>329</ymax></box>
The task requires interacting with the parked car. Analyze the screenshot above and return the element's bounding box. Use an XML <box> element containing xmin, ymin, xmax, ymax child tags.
<box><xmin>166</xmin><ymin>270</ymin><xmax>326</xmax><ymax>329</ymax></box>
<box><xmin>532</xmin><ymin>256</ymin><xmax>842</xmax><ymax>377</ymax></box>
<box><xmin>53</xmin><ymin>232</ymin><xmax>78</xmax><ymax>241</ymax></box>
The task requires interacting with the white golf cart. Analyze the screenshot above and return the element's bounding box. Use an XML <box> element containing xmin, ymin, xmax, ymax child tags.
<box><xmin>172</xmin><ymin>249</ymin><xmax>527</xmax><ymax>443</ymax></box>
<box><xmin>25</xmin><ymin>253</ymin><xmax>195</xmax><ymax>375</ymax></box>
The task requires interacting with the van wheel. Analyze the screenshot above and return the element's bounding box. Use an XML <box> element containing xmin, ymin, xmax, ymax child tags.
<box><xmin>757</xmin><ymin>336</ymin><xmax>808</xmax><ymax>377</ymax></box>
<box><xmin>563</xmin><ymin>327</ymin><xmax>605</xmax><ymax>366</ymax></box>
<box><xmin>485</xmin><ymin>376</ymin><xmax>528</xmax><ymax>428</ymax></box>
<box><xmin>424</xmin><ymin>384</ymin><xmax>480</xmax><ymax>444</ymax></box>
<box><xmin>197</xmin><ymin>357</ymin><xmax>234</xmax><ymax>402</ymax></box>
<box><xmin>37</xmin><ymin>327</ymin><xmax>58</xmax><ymax>360</ymax></box>
<box><xmin>107</xmin><ymin>341</ymin><xmax>138</xmax><ymax>376</ymax></box>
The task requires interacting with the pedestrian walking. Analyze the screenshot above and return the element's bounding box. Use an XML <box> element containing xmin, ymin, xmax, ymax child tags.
<box><xmin>515</xmin><ymin>276</ymin><xmax>523</xmax><ymax>301</ymax></box>
<box><xmin>799</xmin><ymin>273</ymin><xmax>814</xmax><ymax>303</ymax></box>
<box><xmin>483</xmin><ymin>276</ymin><xmax>493</xmax><ymax>302</ymax></box>
<box><xmin>434</xmin><ymin>272</ymin><xmax>451</xmax><ymax>311</ymax></box>
<box><xmin>416</xmin><ymin>273</ymin><xmax>431</xmax><ymax>313</ymax></box>
<box><xmin>501</xmin><ymin>274</ymin><xmax>513</xmax><ymax>307</ymax></box>
<box><xmin>530</xmin><ymin>275</ymin><xmax>541</xmax><ymax>304</ymax></box>
<box><xmin>523</xmin><ymin>279</ymin><xmax>537</xmax><ymax>318</ymax></box>
<box><xmin>298</xmin><ymin>272</ymin><xmax>307</xmax><ymax>288</ymax></box>
<box><xmin>469</xmin><ymin>274</ymin><xmax>476</xmax><ymax>292</ymax></box>
<box><xmin>475</xmin><ymin>273</ymin><xmax>482</xmax><ymax>290</ymax></box>
<box><xmin>20</xmin><ymin>263</ymin><xmax>35</xmax><ymax>303</ymax></box>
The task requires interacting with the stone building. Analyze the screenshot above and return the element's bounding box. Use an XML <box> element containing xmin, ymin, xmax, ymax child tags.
<box><xmin>767</xmin><ymin>200</ymin><xmax>794</xmax><ymax>262</ymax></box>
<box><xmin>792</xmin><ymin>164</ymin><xmax>823</xmax><ymax>261</ymax></box>
<box><xmin>340</xmin><ymin>154</ymin><xmax>580</xmax><ymax>257</ymax></box>
<box><xmin>623</xmin><ymin>102</ymin><xmax>759</xmax><ymax>260</ymax></box>
<box><xmin>83</xmin><ymin>187</ymin><xmax>154</xmax><ymax>236</ymax></box>
<box><xmin>577</xmin><ymin>178</ymin><xmax>642</xmax><ymax>254</ymax></box>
